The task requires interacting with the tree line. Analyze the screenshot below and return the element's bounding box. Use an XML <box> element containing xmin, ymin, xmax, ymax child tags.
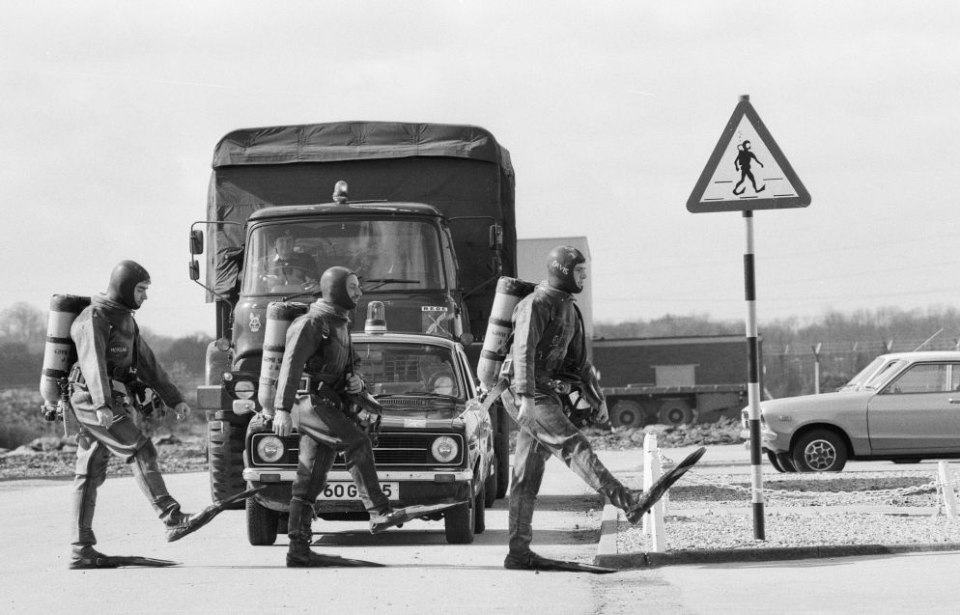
<box><xmin>5</xmin><ymin>301</ymin><xmax>960</xmax><ymax>400</ymax></box>
<box><xmin>594</xmin><ymin>306</ymin><xmax>960</xmax><ymax>398</ymax></box>
<box><xmin>0</xmin><ymin>302</ymin><xmax>211</xmax><ymax>389</ymax></box>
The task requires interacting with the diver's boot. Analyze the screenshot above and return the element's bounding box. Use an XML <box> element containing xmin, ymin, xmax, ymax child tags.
<box><xmin>286</xmin><ymin>500</ymin><xmax>327</xmax><ymax>568</ymax></box>
<box><xmin>69</xmin><ymin>546</ymin><xmax>118</xmax><ymax>570</ymax></box>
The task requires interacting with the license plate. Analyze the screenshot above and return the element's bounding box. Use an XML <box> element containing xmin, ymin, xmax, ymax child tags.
<box><xmin>318</xmin><ymin>481</ymin><xmax>399</xmax><ymax>501</ymax></box>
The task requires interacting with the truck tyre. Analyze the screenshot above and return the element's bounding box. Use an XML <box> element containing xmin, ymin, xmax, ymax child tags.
<box><xmin>246</xmin><ymin>496</ymin><xmax>279</xmax><ymax>546</ymax></box>
<box><xmin>492</xmin><ymin>405</ymin><xmax>510</xmax><ymax>498</ymax></box>
<box><xmin>610</xmin><ymin>400</ymin><xmax>643</xmax><ymax>428</ymax></box>
<box><xmin>658</xmin><ymin>400</ymin><xmax>694</xmax><ymax>426</ymax></box>
<box><xmin>444</xmin><ymin>487</ymin><xmax>476</xmax><ymax>544</ymax></box>
<box><xmin>207</xmin><ymin>416</ymin><xmax>248</xmax><ymax>508</ymax></box>
<box><xmin>484</xmin><ymin>456</ymin><xmax>498</xmax><ymax>508</ymax></box>
<box><xmin>791</xmin><ymin>429</ymin><xmax>847</xmax><ymax>472</ymax></box>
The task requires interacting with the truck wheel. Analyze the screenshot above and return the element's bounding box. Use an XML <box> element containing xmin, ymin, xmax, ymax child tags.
<box><xmin>791</xmin><ymin>429</ymin><xmax>847</xmax><ymax>472</ymax></box>
<box><xmin>444</xmin><ymin>489</ymin><xmax>476</xmax><ymax>544</ymax></box>
<box><xmin>207</xmin><ymin>416</ymin><xmax>248</xmax><ymax>508</ymax></box>
<box><xmin>246</xmin><ymin>496</ymin><xmax>279</xmax><ymax>546</ymax></box>
<box><xmin>493</xmin><ymin>405</ymin><xmax>510</xmax><ymax>498</ymax></box>
<box><xmin>484</xmin><ymin>456</ymin><xmax>498</xmax><ymax>508</ymax></box>
<box><xmin>611</xmin><ymin>400</ymin><xmax>643</xmax><ymax>428</ymax></box>
<box><xmin>658</xmin><ymin>400</ymin><xmax>694</xmax><ymax>426</ymax></box>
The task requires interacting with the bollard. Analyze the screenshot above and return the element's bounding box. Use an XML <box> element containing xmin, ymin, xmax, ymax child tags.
<box><xmin>938</xmin><ymin>461</ymin><xmax>958</xmax><ymax>520</ymax></box>
<box><xmin>642</xmin><ymin>433</ymin><xmax>666</xmax><ymax>552</ymax></box>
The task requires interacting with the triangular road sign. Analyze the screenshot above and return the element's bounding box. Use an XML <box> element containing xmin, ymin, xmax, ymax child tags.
<box><xmin>687</xmin><ymin>97</ymin><xmax>811</xmax><ymax>213</ymax></box>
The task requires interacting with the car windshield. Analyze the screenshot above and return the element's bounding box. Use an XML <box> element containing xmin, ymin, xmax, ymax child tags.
<box><xmin>858</xmin><ymin>359</ymin><xmax>905</xmax><ymax>390</ymax></box>
<box><xmin>838</xmin><ymin>356</ymin><xmax>888</xmax><ymax>391</ymax></box>
<box><xmin>354</xmin><ymin>342</ymin><xmax>464</xmax><ymax>402</ymax></box>
<box><xmin>242</xmin><ymin>220</ymin><xmax>445</xmax><ymax>295</ymax></box>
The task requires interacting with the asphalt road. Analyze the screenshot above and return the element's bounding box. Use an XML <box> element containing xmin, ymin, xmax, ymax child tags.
<box><xmin>4</xmin><ymin>446</ymin><xmax>960</xmax><ymax>614</ymax></box>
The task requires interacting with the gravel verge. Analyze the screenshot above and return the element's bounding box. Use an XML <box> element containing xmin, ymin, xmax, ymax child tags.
<box><xmin>616</xmin><ymin>469</ymin><xmax>960</xmax><ymax>554</ymax></box>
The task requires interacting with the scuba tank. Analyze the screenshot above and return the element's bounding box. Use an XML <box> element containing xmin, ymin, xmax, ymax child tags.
<box><xmin>476</xmin><ymin>277</ymin><xmax>535</xmax><ymax>390</ymax></box>
<box><xmin>39</xmin><ymin>294</ymin><xmax>90</xmax><ymax>420</ymax></box>
<box><xmin>257</xmin><ymin>301</ymin><xmax>309</xmax><ymax>416</ymax></box>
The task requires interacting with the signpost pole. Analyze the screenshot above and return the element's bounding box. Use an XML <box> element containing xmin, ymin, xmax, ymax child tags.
<box><xmin>743</xmin><ymin>210</ymin><xmax>765</xmax><ymax>540</ymax></box>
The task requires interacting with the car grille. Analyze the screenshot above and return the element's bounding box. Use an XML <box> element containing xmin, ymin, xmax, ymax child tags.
<box><xmin>249</xmin><ymin>431</ymin><xmax>464</xmax><ymax>468</ymax></box>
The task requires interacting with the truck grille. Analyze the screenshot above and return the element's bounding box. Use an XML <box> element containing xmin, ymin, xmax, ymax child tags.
<box><xmin>249</xmin><ymin>431</ymin><xmax>464</xmax><ymax>467</ymax></box>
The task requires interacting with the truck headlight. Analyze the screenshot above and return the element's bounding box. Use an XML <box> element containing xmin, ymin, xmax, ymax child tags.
<box><xmin>431</xmin><ymin>436</ymin><xmax>459</xmax><ymax>463</ymax></box>
<box><xmin>234</xmin><ymin>380</ymin><xmax>256</xmax><ymax>400</ymax></box>
<box><xmin>257</xmin><ymin>436</ymin><xmax>285</xmax><ymax>463</ymax></box>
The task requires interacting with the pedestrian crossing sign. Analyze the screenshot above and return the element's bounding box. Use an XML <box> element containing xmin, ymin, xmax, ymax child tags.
<box><xmin>687</xmin><ymin>97</ymin><xmax>811</xmax><ymax>213</ymax></box>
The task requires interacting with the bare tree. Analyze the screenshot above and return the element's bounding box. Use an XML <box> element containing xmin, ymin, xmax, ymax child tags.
<box><xmin>0</xmin><ymin>302</ymin><xmax>46</xmax><ymax>353</ymax></box>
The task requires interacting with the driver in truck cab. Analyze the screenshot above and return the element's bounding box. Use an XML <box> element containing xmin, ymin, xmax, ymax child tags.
<box><xmin>258</xmin><ymin>230</ymin><xmax>319</xmax><ymax>290</ymax></box>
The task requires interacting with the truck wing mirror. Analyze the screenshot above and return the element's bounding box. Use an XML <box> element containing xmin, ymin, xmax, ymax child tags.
<box><xmin>188</xmin><ymin>260</ymin><xmax>200</xmax><ymax>282</ymax></box>
<box><xmin>189</xmin><ymin>229</ymin><xmax>204</xmax><ymax>255</ymax></box>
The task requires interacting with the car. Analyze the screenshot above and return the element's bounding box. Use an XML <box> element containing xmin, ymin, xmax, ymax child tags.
<box><xmin>740</xmin><ymin>351</ymin><xmax>960</xmax><ymax>472</ymax></box>
<box><xmin>233</xmin><ymin>316</ymin><xmax>497</xmax><ymax>546</ymax></box>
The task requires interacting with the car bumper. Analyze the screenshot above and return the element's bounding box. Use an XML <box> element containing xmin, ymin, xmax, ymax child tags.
<box><xmin>739</xmin><ymin>426</ymin><xmax>788</xmax><ymax>452</ymax></box>
<box><xmin>243</xmin><ymin>468</ymin><xmax>475</xmax><ymax>511</ymax></box>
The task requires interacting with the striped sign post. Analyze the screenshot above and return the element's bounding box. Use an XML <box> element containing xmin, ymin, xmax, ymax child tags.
<box><xmin>687</xmin><ymin>95</ymin><xmax>811</xmax><ymax>540</ymax></box>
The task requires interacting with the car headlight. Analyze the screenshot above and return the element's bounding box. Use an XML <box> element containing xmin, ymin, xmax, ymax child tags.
<box><xmin>431</xmin><ymin>436</ymin><xmax>459</xmax><ymax>463</ymax></box>
<box><xmin>256</xmin><ymin>436</ymin><xmax>285</xmax><ymax>463</ymax></box>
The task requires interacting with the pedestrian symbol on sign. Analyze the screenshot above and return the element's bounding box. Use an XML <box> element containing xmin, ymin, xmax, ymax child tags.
<box><xmin>733</xmin><ymin>140</ymin><xmax>766</xmax><ymax>196</ymax></box>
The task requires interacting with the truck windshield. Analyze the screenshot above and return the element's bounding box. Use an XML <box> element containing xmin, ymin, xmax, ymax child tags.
<box><xmin>354</xmin><ymin>342</ymin><xmax>464</xmax><ymax>401</ymax></box>
<box><xmin>243</xmin><ymin>220</ymin><xmax>445</xmax><ymax>295</ymax></box>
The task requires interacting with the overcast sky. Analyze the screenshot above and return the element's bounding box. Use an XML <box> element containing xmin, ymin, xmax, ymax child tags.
<box><xmin>3</xmin><ymin>1</ymin><xmax>959</xmax><ymax>337</ymax></box>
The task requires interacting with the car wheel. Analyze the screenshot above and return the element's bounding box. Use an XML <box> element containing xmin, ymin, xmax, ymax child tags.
<box><xmin>766</xmin><ymin>450</ymin><xmax>785</xmax><ymax>473</ymax></box>
<box><xmin>611</xmin><ymin>400</ymin><xmax>643</xmax><ymax>428</ymax></box>
<box><xmin>473</xmin><ymin>488</ymin><xmax>486</xmax><ymax>535</ymax></box>
<box><xmin>444</xmin><ymin>488</ymin><xmax>476</xmax><ymax>544</ymax></box>
<box><xmin>791</xmin><ymin>429</ymin><xmax>847</xmax><ymax>472</ymax></box>
<box><xmin>246</xmin><ymin>496</ymin><xmax>279</xmax><ymax>546</ymax></box>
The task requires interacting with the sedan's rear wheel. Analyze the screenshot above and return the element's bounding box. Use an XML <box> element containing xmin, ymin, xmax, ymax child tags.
<box><xmin>791</xmin><ymin>429</ymin><xmax>847</xmax><ymax>472</ymax></box>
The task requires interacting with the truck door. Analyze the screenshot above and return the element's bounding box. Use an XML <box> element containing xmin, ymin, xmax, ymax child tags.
<box><xmin>866</xmin><ymin>361</ymin><xmax>960</xmax><ymax>453</ymax></box>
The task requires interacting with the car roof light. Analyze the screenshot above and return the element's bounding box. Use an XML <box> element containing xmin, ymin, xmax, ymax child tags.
<box><xmin>365</xmin><ymin>301</ymin><xmax>387</xmax><ymax>334</ymax></box>
<box><xmin>332</xmin><ymin>180</ymin><xmax>349</xmax><ymax>205</ymax></box>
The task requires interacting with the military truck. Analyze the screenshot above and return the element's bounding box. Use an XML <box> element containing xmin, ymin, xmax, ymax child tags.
<box><xmin>188</xmin><ymin>122</ymin><xmax>515</xmax><ymax>505</ymax></box>
<box><xmin>593</xmin><ymin>335</ymin><xmax>752</xmax><ymax>428</ymax></box>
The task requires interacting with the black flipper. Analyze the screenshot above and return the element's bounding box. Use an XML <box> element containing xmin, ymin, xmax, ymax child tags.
<box><xmin>167</xmin><ymin>486</ymin><xmax>267</xmax><ymax>543</ymax></box>
<box><xmin>504</xmin><ymin>553</ymin><xmax>616</xmax><ymax>574</ymax></box>
<box><xmin>287</xmin><ymin>553</ymin><xmax>385</xmax><ymax>568</ymax></box>
<box><xmin>626</xmin><ymin>446</ymin><xmax>706</xmax><ymax>523</ymax></box>
<box><xmin>70</xmin><ymin>555</ymin><xmax>181</xmax><ymax>569</ymax></box>
<box><xmin>369</xmin><ymin>500</ymin><xmax>467</xmax><ymax>534</ymax></box>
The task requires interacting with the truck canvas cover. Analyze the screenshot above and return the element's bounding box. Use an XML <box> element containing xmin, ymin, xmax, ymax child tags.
<box><xmin>206</xmin><ymin>122</ymin><xmax>516</xmax><ymax>304</ymax></box>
